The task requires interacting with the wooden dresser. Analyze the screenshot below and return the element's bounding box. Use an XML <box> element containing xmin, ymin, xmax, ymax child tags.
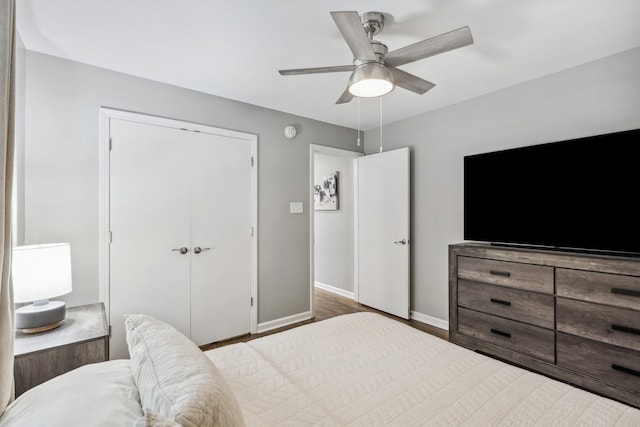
<box><xmin>449</xmin><ymin>243</ymin><xmax>640</xmax><ymax>408</ymax></box>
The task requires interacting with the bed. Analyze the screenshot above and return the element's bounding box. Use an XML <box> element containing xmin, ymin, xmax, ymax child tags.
<box><xmin>1</xmin><ymin>312</ymin><xmax>639</xmax><ymax>426</ymax></box>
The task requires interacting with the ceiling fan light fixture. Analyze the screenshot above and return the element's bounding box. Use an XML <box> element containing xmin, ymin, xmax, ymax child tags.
<box><xmin>348</xmin><ymin>62</ymin><xmax>395</xmax><ymax>98</ymax></box>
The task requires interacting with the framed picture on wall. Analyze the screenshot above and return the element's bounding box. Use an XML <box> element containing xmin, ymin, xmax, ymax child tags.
<box><xmin>314</xmin><ymin>172</ymin><xmax>339</xmax><ymax>210</ymax></box>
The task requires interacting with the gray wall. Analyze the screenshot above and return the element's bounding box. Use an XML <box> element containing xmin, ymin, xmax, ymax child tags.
<box><xmin>21</xmin><ymin>51</ymin><xmax>363</xmax><ymax>324</ymax></box>
<box><xmin>314</xmin><ymin>154</ymin><xmax>355</xmax><ymax>293</ymax></box>
<box><xmin>364</xmin><ymin>47</ymin><xmax>640</xmax><ymax>323</ymax></box>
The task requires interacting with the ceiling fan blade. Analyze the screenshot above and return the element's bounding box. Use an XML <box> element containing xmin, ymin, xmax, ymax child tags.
<box><xmin>385</xmin><ymin>26</ymin><xmax>473</xmax><ymax>67</ymax></box>
<box><xmin>336</xmin><ymin>88</ymin><xmax>354</xmax><ymax>104</ymax></box>
<box><xmin>330</xmin><ymin>11</ymin><xmax>377</xmax><ymax>61</ymax></box>
<box><xmin>388</xmin><ymin>67</ymin><xmax>435</xmax><ymax>95</ymax></box>
<box><xmin>279</xmin><ymin>65</ymin><xmax>354</xmax><ymax>76</ymax></box>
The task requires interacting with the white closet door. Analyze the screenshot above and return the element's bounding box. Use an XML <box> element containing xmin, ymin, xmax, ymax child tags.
<box><xmin>358</xmin><ymin>147</ymin><xmax>410</xmax><ymax>319</ymax></box>
<box><xmin>109</xmin><ymin>119</ymin><xmax>191</xmax><ymax>359</ymax></box>
<box><xmin>189</xmin><ymin>131</ymin><xmax>252</xmax><ymax>345</ymax></box>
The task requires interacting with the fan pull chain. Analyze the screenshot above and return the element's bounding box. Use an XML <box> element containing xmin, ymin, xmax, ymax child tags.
<box><xmin>379</xmin><ymin>96</ymin><xmax>383</xmax><ymax>154</ymax></box>
<box><xmin>356</xmin><ymin>95</ymin><xmax>361</xmax><ymax>147</ymax></box>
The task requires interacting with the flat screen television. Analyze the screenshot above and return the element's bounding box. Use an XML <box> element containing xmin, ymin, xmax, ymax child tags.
<box><xmin>464</xmin><ymin>128</ymin><xmax>640</xmax><ymax>256</ymax></box>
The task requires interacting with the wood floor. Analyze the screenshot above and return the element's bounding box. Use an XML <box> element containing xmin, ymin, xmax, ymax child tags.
<box><xmin>201</xmin><ymin>287</ymin><xmax>448</xmax><ymax>351</ymax></box>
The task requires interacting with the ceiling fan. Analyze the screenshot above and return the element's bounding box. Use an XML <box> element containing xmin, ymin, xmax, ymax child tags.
<box><xmin>279</xmin><ymin>11</ymin><xmax>473</xmax><ymax>104</ymax></box>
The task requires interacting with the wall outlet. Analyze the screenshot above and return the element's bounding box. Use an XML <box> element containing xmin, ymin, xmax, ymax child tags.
<box><xmin>290</xmin><ymin>202</ymin><xmax>303</xmax><ymax>214</ymax></box>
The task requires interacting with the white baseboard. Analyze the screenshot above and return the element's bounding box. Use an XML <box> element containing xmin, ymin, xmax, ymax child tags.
<box><xmin>410</xmin><ymin>311</ymin><xmax>449</xmax><ymax>331</ymax></box>
<box><xmin>314</xmin><ymin>281</ymin><xmax>355</xmax><ymax>299</ymax></box>
<box><xmin>256</xmin><ymin>310</ymin><xmax>313</xmax><ymax>334</ymax></box>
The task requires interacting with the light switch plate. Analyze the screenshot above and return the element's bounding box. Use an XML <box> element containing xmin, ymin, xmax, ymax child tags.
<box><xmin>290</xmin><ymin>202</ymin><xmax>303</xmax><ymax>214</ymax></box>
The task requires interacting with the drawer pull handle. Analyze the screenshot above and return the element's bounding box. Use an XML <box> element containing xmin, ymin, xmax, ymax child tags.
<box><xmin>611</xmin><ymin>364</ymin><xmax>640</xmax><ymax>378</ymax></box>
<box><xmin>490</xmin><ymin>328</ymin><xmax>511</xmax><ymax>338</ymax></box>
<box><xmin>490</xmin><ymin>298</ymin><xmax>511</xmax><ymax>306</ymax></box>
<box><xmin>489</xmin><ymin>270</ymin><xmax>511</xmax><ymax>278</ymax></box>
<box><xmin>611</xmin><ymin>288</ymin><xmax>640</xmax><ymax>298</ymax></box>
<box><xmin>611</xmin><ymin>324</ymin><xmax>640</xmax><ymax>336</ymax></box>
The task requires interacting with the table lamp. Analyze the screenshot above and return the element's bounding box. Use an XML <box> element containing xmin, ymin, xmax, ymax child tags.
<box><xmin>12</xmin><ymin>243</ymin><xmax>73</xmax><ymax>333</ymax></box>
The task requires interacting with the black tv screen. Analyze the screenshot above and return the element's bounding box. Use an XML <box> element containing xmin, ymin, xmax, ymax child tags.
<box><xmin>464</xmin><ymin>128</ymin><xmax>640</xmax><ymax>256</ymax></box>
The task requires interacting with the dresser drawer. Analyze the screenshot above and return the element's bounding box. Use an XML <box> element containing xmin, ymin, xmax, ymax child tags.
<box><xmin>458</xmin><ymin>307</ymin><xmax>555</xmax><ymax>363</ymax></box>
<box><xmin>557</xmin><ymin>298</ymin><xmax>640</xmax><ymax>351</ymax></box>
<box><xmin>458</xmin><ymin>279</ymin><xmax>554</xmax><ymax>328</ymax></box>
<box><xmin>457</xmin><ymin>256</ymin><xmax>553</xmax><ymax>293</ymax></box>
<box><xmin>557</xmin><ymin>268</ymin><xmax>640</xmax><ymax>310</ymax></box>
<box><xmin>557</xmin><ymin>332</ymin><xmax>640</xmax><ymax>393</ymax></box>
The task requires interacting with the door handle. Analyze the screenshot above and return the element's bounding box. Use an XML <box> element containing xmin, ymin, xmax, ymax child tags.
<box><xmin>193</xmin><ymin>246</ymin><xmax>212</xmax><ymax>254</ymax></box>
<box><xmin>171</xmin><ymin>247</ymin><xmax>189</xmax><ymax>255</ymax></box>
<box><xmin>394</xmin><ymin>239</ymin><xmax>408</xmax><ymax>245</ymax></box>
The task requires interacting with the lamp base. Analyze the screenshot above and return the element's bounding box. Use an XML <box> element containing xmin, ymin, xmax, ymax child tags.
<box><xmin>15</xmin><ymin>300</ymin><xmax>66</xmax><ymax>334</ymax></box>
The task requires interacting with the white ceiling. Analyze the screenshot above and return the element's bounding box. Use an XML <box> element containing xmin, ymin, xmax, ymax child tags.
<box><xmin>16</xmin><ymin>0</ymin><xmax>640</xmax><ymax>130</ymax></box>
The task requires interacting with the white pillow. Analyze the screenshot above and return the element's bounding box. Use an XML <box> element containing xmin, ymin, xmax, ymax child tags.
<box><xmin>0</xmin><ymin>360</ymin><xmax>142</xmax><ymax>427</ymax></box>
<box><xmin>125</xmin><ymin>314</ymin><xmax>245</xmax><ymax>427</ymax></box>
<box><xmin>135</xmin><ymin>407</ymin><xmax>181</xmax><ymax>427</ymax></box>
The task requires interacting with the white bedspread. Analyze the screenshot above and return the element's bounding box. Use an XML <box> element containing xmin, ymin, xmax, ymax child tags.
<box><xmin>206</xmin><ymin>312</ymin><xmax>640</xmax><ymax>426</ymax></box>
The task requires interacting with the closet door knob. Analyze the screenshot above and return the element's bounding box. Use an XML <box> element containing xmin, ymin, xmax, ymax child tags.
<box><xmin>193</xmin><ymin>246</ymin><xmax>212</xmax><ymax>254</ymax></box>
<box><xmin>171</xmin><ymin>247</ymin><xmax>189</xmax><ymax>254</ymax></box>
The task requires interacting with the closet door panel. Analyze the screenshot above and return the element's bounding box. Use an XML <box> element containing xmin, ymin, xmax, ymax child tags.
<box><xmin>189</xmin><ymin>132</ymin><xmax>252</xmax><ymax>345</ymax></box>
<box><xmin>109</xmin><ymin>119</ymin><xmax>191</xmax><ymax>359</ymax></box>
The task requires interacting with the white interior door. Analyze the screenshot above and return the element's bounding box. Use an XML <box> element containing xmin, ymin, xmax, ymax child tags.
<box><xmin>109</xmin><ymin>119</ymin><xmax>191</xmax><ymax>359</ymax></box>
<box><xmin>109</xmin><ymin>118</ymin><xmax>253</xmax><ymax>359</ymax></box>
<box><xmin>358</xmin><ymin>147</ymin><xmax>410</xmax><ymax>319</ymax></box>
<box><xmin>189</xmin><ymin>131</ymin><xmax>252</xmax><ymax>345</ymax></box>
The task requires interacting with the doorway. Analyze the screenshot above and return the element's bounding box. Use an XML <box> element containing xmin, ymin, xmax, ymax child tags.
<box><xmin>310</xmin><ymin>145</ymin><xmax>410</xmax><ymax>320</ymax></box>
<box><xmin>99</xmin><ymin>109</ymin><xmax>258</xmax><ymax>359</ymax></box>
<box><xmin>310</xmin><ymin>145</ymin><xmax>362</xmax><ymax>315</ymax></box>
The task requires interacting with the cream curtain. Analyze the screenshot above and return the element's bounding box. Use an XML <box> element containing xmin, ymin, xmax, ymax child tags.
<box><xmin>0</xmin><ymin>0</ymin><xmax>15</xmax><ymax>414</ymax></box>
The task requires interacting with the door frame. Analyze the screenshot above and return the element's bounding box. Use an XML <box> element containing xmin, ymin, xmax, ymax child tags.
<box><xmin>98</xmin><ymin>108</ymin><xmax>258</xmax><ymax>334</ymax></box>
<box><xmin>309</xmin><ymin>144</ymin><xmax>363</xmax><ymax>316</ymax></box>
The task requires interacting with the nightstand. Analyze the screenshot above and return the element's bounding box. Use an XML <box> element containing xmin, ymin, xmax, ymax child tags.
<box><xmin>14</xmin><ymin>302</ymin><xmax>109</xmax><ymax>397</ymax></box>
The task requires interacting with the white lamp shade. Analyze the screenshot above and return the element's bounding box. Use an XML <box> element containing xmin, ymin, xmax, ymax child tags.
<box><xmin>12</xmin><ymin>243</ymin><xmax>73</xmax><ymax>303</ymax></box>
